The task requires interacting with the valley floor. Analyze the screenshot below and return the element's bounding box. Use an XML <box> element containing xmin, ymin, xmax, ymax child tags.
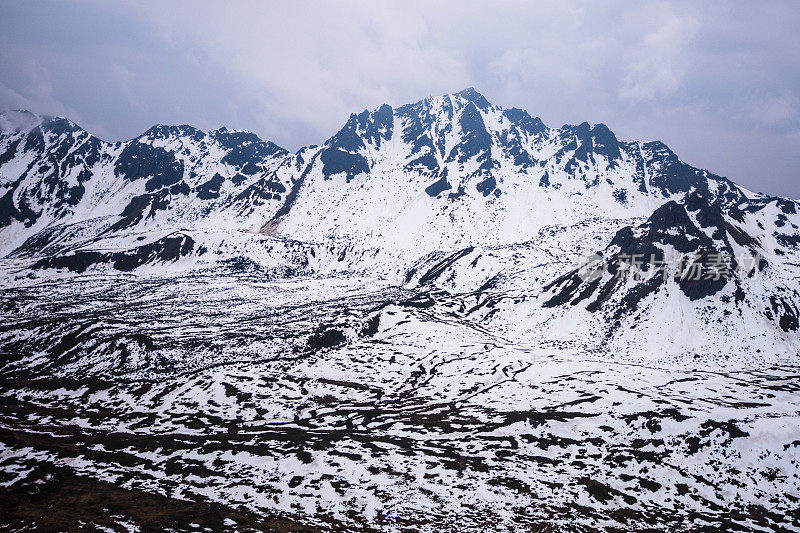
<box><xmin>1</xmin><ymin>272</ymin><xmax>799</xmax><ymax>531</ymax></box>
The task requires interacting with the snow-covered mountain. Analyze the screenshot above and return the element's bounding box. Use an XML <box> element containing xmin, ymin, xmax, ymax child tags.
<box><xmin>2</xmin><ymin>89</ymin><xmax>800</xmax><ymax>531</ymax></box>
<box><xmin>2</xmin><ymin>89</ymin><xmax>799</xmax><ymax>359</ymax></box>
<box><xmin>0</xmin><ymin>110</ymin><xmax>293</xmax><ymax>256</ymax></box>
<box><xmin>3</xmin><ymin>88</ymin><xmax>785</xmax><ymax>259</ymax></box>
<box><xmin>271</xmin><ymin>87</ymin><xmax>757</xmax><ymax>256</ymax></box>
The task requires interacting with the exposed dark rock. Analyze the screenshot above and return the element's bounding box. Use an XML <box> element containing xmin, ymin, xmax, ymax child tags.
<box><xmin>34</xmin><ymin>234</ymin><xmax>195</xmax><ymax>273</ymax></box>
<box><xmin>114</xmin><ymin>142</ymin><xmax>185</xmax><ymax>192</ymax></box>
<box><xmin>425</xmin><ymin>175</ymin><xmax>452</xmax><ymax>197</ymax></box>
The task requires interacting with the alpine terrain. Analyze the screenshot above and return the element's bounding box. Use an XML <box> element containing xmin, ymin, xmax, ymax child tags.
<box><xmin>1</xmin><ymin>89</ymin><xmax>799</xmax><ymax>531</ymax></box>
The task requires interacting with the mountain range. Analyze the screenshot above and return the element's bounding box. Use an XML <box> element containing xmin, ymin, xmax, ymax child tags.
<box><xmin>2</xmin><ymin>89</ymin><xmax>800</xmax><ymax>531</ymax></box>
<box><xmin>2</xmin><ymin>88</ymin><xmax>798</xmax><ymax>363</ymax></box>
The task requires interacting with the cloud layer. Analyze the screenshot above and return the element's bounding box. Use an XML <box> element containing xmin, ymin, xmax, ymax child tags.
<box><xmin>1</xmin><ymin>1</ymin><xmax>798</xmax><ymax>197</ymax></box>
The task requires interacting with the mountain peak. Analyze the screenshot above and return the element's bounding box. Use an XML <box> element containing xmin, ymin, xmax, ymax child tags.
<box><xmin>454</xmin><ymin>87</ymin><xmax>491</xmax><ymax>109</ymax></box>
<box><xmin>139</xmin><ymin>124</ymin><xmax>205</xmax><ymax>143</ymax></box>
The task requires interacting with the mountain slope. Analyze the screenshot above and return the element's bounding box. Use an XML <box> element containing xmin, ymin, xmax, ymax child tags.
<box><xmin>527</xmin><ymin>190</ymin><xmax>800</xmax><ymax>364</ymax></box>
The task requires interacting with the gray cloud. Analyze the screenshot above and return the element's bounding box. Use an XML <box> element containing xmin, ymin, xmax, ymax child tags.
<box><xmin>1</xmin><ymin>0</ymin><xmax>798</xmax><ymax>197</ymax></box>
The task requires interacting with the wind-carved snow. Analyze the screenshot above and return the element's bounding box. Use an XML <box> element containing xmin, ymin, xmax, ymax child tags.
<box><xmin>0</xmin><ymin>89</ymin><xmax>799</xmax><ymax>531</ymax></box>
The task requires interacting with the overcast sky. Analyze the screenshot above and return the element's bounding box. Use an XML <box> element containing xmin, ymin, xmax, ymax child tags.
<box><xmin>1</xmin><ymin>1</ymin><xmax>798</xmax><ymax>198</ymax></box>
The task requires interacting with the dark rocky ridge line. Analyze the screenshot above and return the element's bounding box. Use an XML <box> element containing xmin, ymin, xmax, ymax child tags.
<box><xmin>32</xmin><ymin>233</ymin><xmax>196</xmax><ymax>273</ymax></box>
